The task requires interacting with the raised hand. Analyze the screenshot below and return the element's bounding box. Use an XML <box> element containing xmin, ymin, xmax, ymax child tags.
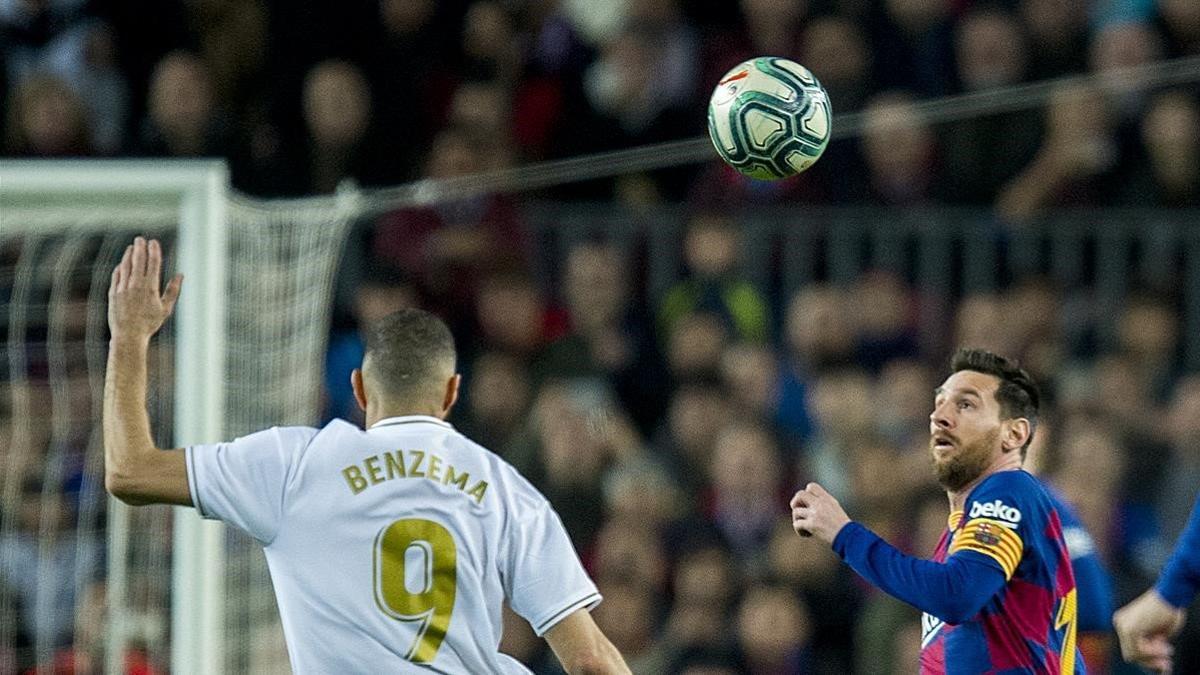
<box><xmin>107</xmin><ymin>237</ymin><xmax>184</xmax><ymax>342</ymax></box>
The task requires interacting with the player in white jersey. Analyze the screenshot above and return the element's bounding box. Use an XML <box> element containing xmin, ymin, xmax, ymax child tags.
<box><xmin>103</xmin><ymin>237</ymin><xmax>630</xmax><ymax>674</ymax></box>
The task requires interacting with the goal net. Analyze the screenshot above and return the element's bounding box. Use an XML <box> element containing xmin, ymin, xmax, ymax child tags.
<box><xmin>0</xmin><ymin>161</ymin><xmax>353</xmax><ymax>673</ymax></box>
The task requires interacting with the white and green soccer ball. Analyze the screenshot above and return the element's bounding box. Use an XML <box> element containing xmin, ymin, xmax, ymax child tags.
<box><xmin>707</xmin><ymin>57</ymin><xmax>832</xmax><ymax>180</ymax></box>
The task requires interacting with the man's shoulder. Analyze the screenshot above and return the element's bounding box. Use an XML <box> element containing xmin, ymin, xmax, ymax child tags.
<box><xmin>965</xmin><ymin>470</ymin><xmax>1051</xmax><ymax>526</ymax></box>
<box><xmin>973</xmin><ymin>469</ymin><xmax>1045</xmax><ymax>498</ymax></box>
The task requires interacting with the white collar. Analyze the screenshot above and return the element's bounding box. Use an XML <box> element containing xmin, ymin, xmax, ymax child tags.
<box><xmin>369</xmin><ymin>415</ymin><xmax>453</xmax><ymax>430</ymax></box>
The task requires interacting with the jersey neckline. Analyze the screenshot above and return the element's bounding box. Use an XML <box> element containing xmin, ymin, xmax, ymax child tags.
<box><xmin>369</xmin><ymin>415</ymin><xmax>454</xmax><ymax>430</ymax></box>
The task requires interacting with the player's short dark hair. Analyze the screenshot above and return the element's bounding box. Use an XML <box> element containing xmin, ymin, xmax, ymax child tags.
<box><xmin>950</xmin><ymin>347</ymin><xmax>1040</xmax><ymax>457</ymax></box>
<box><xmin>363</xmin><ymin>308</ymin><xmax>456</xmax><ymax>403</ymax></box>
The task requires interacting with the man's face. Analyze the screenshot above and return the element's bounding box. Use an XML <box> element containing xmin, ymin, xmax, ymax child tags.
<box><xmin>929</xmin><ymin>370</ymin><xmax>1005</xmax><ymax>492</ymax></box>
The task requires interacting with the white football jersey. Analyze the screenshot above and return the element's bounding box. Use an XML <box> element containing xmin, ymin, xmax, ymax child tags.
<box><xmin>185</xmin><ymin>415</ymin><xmax>601</xmax><ymax>674</ymax></box>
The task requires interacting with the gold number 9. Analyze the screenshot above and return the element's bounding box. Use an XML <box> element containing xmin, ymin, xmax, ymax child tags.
<box><xmin>373</xmin><ymin>518</ymin><xmax>458</xmax><ymax>663</ymax></box>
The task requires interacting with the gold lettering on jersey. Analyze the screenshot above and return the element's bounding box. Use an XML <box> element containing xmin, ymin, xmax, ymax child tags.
<box><xmin>409</xmin><ymin>450</ymin><xmax>427</xmax><ymax>477</ymax></box>
<box><xmin>340</xmin><ymin>451</ymin><xmax>487</xmax><ymax>505</ymax></box>
<box><xmin>427</xmin><ymin>454</ymin><xmax>443</xmax><ymax>482</ymax></box>
<box><xmin>385</xmin><ymin>450</ymin><xmax>406</xmax><ymax>479</ymax></box>
<box><xmin>364</xmin><ymin>456</ymin><xmax>384</xmax><ymax>485</ymax></box>
<box><xmin>443</xmin><ymin>465</ymin><xmax>469</xmax><ymax>491</ymax></box>
<box><xmin>343</xmin><ymin>466</ymin><xmax>368</xmax><ymax>494</ymax></box>
<box><xmin>466</xmin><ymin>480</ymin><xmax>488</xmax><ymax>504</ymax></box>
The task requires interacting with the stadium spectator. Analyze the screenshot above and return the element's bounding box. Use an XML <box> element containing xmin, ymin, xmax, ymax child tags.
<box><xmin>766</xmin><ymin>520</ymin><xmax>859</xmax><ymax>672</ymax></box>
<box><xmin>135</xmin><ymin>51</ymin><xmax>232</xmax><ymax>159</ymax></box>
<box><xmin>1034</xmin><ymin>422</ymin><xmax>1120</xmax><ymax>669</ymax></box>
<box><xmin>1157</xmin><ymin>0</ymin><xmax>1200</xmax><ymax>57</ymax></box>
<box><xmin>996</xmin><ymin>83</ymin><xmax>1122</xmax><ymax>221</ymax></box>
<box><xmin>601</xmin><ymin>455</ymin><xmax>686</xmax><ymax>533</ymax></box>
<box><xmin>1088</xmin><ymin>21</ymin><xmax>1164</xmax><ymax>123</ymax></box>
<box><xmin>859</xmin><ymin>91</ymin><xmax>944</xmax><ymax>206</ymax></box>
<box><xmin>848</xmin><ymin>271</ymin><xmax>920</xmax><ymax>372</ymax></box>
<box><xmin>803</xmin><ymin>367</ymin><xmax>874</xmax><ymax>500</ymax></box>
<box><xmin>35</xmin><ymin>580</ymin><xmax>163</xmax><ymax>675</ymax></box>
<box><xmin>782</xmin><ymin>284</ymin><xmax>856</xmax><ymax>375</ymax></box>
<box><xmin>592</xmin><ymin>580</ymin><xmax>669</xmax><ymax>673</ymax></box>
<box><xmin>718</xmin><ymin>342</ymin><xmax>800</xmax><ymax>445</ymax></box>
<box><xmin>323</xmin><ymin>262</ymin><xmax>422</xmax><ymax>425</ymax></box>
<box><xmin>4</xmin><ymin>73</ymin><xmax>93</xmax><ymax>157</ymax></box>
<box><xmin>664</xmin><ymin>311</ymin><xmax>731</xmax><ymax>382</ymax></box>
<box><xmin>706</xmin><ymin>420</ymin><xmax>788</xmax><ymax>567</ymax></box>
<box><xmin>800</xmin><ymin>14</ymin><xmax>874</xmax><ymax>114</ymax></box>
<box><xmin>370</xmin><ymin>124</ymin><xmax>530</xmax><ymax>330</ymax></box>
<box><xmin>1119</xmin><ymin>90</ymin><xmax>1200</xmax><ymax>207</ymax></box>
<box><xmin>1018</xmin><ymin>0</ymin><xmax>1089</xmax><ymax>80</ymax></box>
<box><xmin>507</xmin><ymin>379</ymin><xmax>624</xmax><ymax>550</ymax></box>
<box><xmin>701</xmin><ymin>0</ymin><xmax>809</xmax><ymax>92</ymax></box>
<box><xmin>1114</xmin><ymin>294</ymin><xmax>1180</xmax><ymax>397</ymax></box>
<box><xmin>297</xmin><ymin>59</ymin><xmax>386</xmax><ymax>194</ymax></box>
<box><xmin>592</xmin><ymin>517</ymin><xmax>670</xmax><ymax>594</ymax></box>
<box><xmin>875</xmin><ymin>357</ymin><xmax>937</xmax><ymax>447</ymax></box>
<box><xmin>460</xmin><ymin>1</ymin><xmax>522</xmax><ymax>84</ymax></box>
<box><xmin>734</xmin><ymin>582</ymin><xmax>813</xmax><ymax>674</ymax></box>
<box><xmin>366</xmin><ymin>0</ymin><xmax>456</xmax><ymax>179</ymax></box>
<box><xmin>870</xmin><ymin>0</ymin><xmax>957</xmax><ymax>97</ymax></box>
<box><xmin>940</xmin><ymin>7</ymin><xmax>1042</xmax><ymax>205</ymax></box>
<box><xmin>654</xmin><ymin>379</ymin><xmax>736</xmax><ymax>497</ymax></box>
<box><xmin>564</xmin><ymin>13</ymin><xmax>702</xmax><ymax>200</ymax></box>
<box><xmin>659</xmin><ymin>212</ymin><xmax>769</xmax><ymax>346</ymax></box>
<box><xmin>182</xmin><ymin>0</ymin><xmax>267</xmax><ymax>111</ymax></box>
<box><xmin>457</xmin><ymin>350</ymin><xmax>533</xmax><ymax>452</ymax></box>
<box><xmin>539</xmin><ymin>240</ymin><xmax>669</xmax><ymax>432</ymax></box>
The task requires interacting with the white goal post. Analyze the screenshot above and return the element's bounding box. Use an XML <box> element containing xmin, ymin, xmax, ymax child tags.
<box><xmin>0</xmin><ymin>160</ymin><xmax>353</xmax><ymax>674</ymax></box>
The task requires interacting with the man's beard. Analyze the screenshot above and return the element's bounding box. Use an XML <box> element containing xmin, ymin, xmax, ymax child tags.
<box><xmin>932</xmin><ymin>428</ymin><xmax>999</xmax><ymax>492</ymax></box>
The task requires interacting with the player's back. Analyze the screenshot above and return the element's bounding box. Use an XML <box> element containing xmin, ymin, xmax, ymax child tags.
<box><xmin>187</xmin><ymin>415</ymin><xmax>599</xmax><ymax>674</ymax></box>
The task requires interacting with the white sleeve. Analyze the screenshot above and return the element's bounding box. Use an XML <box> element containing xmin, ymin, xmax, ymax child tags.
<box><xmin>185</xmin><ymin>426</ymin><xmax>317</xmax><ymax>544</ymax></box>
<box><xmin>504</xmin><ymin>496</ymin><xmax>601</xmax><ymax>637</ymax></box>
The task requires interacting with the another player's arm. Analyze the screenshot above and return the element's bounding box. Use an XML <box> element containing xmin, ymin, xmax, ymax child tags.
<box><xmin>792</xmin><ymin>483</ymin><xmax>1008</xmax><ymax>624</ymax></box>
<box><xmin>1114</xmin><ymin>492</ymin><xmax>1200</xmax><ymax>671</ymax></box>
<box><xmin>1155</xmin><ymin>493</ymin><xmax>1200</xmax><ymax>609</ymax></box>
<box><xmin>543</xmin><ymin>609</ymin><xmax>631</xmax><ymax>675</ymax></box>
<box><xmin>103</xmin><ymin>237</ymin><xmax>190</xmax><ymax>506</ymax></box>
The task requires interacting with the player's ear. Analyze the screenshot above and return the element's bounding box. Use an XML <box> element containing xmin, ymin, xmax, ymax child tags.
<box><xmin>441</xmin><ymin>374</ymin><xmax>461</xmax><ymax>417</ymax></box>
<box><xmin>1002</xmin><ymin>418</ymin><xmax>1030</xmax><ymax>452</ymax></box>
<box><xmin>351</xmin><ymin>369</ymin><xmax>368</xmax><ymax>413</ymax></box>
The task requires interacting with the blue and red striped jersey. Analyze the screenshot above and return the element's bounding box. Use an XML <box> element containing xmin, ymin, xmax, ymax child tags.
<box><xmin>920</xmin><ymin>470</ymin><xmax>1086</xmax><ymax>674</ymax></box>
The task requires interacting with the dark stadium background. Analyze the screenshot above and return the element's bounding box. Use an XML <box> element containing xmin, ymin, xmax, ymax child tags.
<box><xmin>4</xmin><ymin>0</ymin><xmax>1200</xmax><ymax>672</ymax></box>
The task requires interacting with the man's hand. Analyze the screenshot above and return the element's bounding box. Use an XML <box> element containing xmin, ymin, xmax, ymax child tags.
<box><xmin>108</xmin><ymin>237</ymin><xmax>183</xmax><ymax>342</ymax></box>
<box><xmin>790</xmin><ymin>482</ymin><xmax>852</xmax><ymax>546</ymax></box>
<box><xmin>1113</xmin><ymin>588</ymin><xmax>1186</xmax><ymax>674</ymax></box>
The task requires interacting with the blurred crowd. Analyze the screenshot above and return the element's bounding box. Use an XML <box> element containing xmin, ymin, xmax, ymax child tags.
<box><xmin>2</xmin><ymin>0</ymin><xmax>1199</xmax><ymax>210</ymax></box>
<box><xmin>6</xmin><ymin>0</ymin><xmax>1200</xmax><ymax>673</ymax></box>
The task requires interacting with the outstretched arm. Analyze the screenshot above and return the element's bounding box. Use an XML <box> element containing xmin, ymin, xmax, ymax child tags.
<box><xmin>1113</xmin><ymin>493</ymin><xmax>1200</xmax><ymax>673</ymax></box>
<box><xmin>1156</xmin><ymin>494</ymin><xmax>1200</xmax><ymax>609</ymax></box>
<box><xmin>104</xmin><ymin>237</ymin><xmax>190</xmax><ymax>506</ymax></box>
<box><xmin>543</xmin><ymin>609</ymin><xmax>631</xmax><ymax>675</ymax></box>
<box><xmin>792</xmin><ymin>483</ymin><xmax>1007</xmax><ymax>624</ymax></box>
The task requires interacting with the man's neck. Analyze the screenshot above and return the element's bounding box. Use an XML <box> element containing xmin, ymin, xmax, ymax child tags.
<box><xmin>366</xmin><ymin>405</ymin><xmax>444</xmax><ymax>428</ymax></box>
<box><xmin>946</xmin><ymin>458</ymin><xmax>1024</xmax><ymax>512</ymax></box>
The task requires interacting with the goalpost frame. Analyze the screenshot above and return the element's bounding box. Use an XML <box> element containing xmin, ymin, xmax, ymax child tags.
<box><xmin>0</xmin><ymin>159</ymin><xmax>229</xmax><ymax>675</ymax></box>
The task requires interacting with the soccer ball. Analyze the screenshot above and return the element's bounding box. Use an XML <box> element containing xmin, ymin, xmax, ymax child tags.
<box><xmin>707</xmin><ymin>57</ymin><xmax>832</xmax><ymax>180</ymax></box>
